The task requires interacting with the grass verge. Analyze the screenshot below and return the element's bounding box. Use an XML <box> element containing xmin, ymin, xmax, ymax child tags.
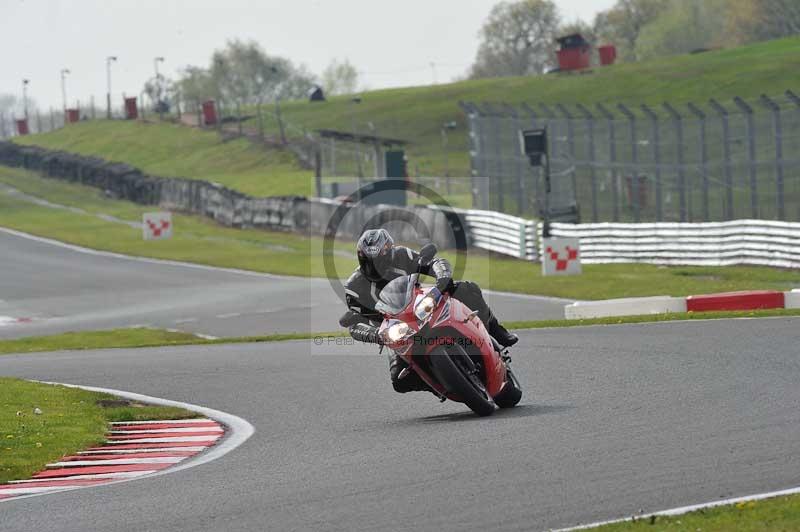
<box><xmin>0</xmin><ymin>328</ymin><xmax>205</xmax><ymax>355</ymax></box>
<box><xmin>0</xmin><ymin>328</ymin><xmax>345</xmax><ymax>356</ymax></box>
<box><xmin>505</xmin><ymin>308</ymin><xmax>800</xmax><ymax>330</ymax></box>
<box><xmin>2</xmin><ymin>310</ymin><xmax>798</xmax><ymax>358</ymax></box>
<box><xmin>0</xmin><ymin>378</ymin><xmax>198</xmax><ymax>484</ymax></box>
<box><xmin>581</xmin><ymin>494</ymin><xmax>800</xmax><ymax>531</ymax></box>
<box><xmin>1</xmin><ymin>166</ymin><xmax>798</xmax><ymax>299</ymax></box>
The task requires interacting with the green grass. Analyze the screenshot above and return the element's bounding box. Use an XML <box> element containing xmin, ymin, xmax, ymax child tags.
<box><xmin>0</xmin><ymin>328</ymin><xmax>204</xmax><ymax>355</ymax></box>
<box><xmin>2</xmin><ymin>310</ymin><xmax>797</xmax><ymax>359</ymax></box>
<box><xmin>1</xmin><ymin>166</ymin><xmax>798</xmax><ymax>299</ymax></box>
<box><xmin>506</xmin><ymin>308</ymin><xmax>800</xmax><ymax>330</ymax></box>
<box><xmin>13</xmin><ymin>120</ymin><xmax>312</xmax><ymax>197</ymax></box>
<box><xmin>0</xmin><ymin>378</ymin><xmax>197</xmax><ymax>484</ymax></box>
<box><xmin>582</xmin><ymin>494</ymin><xmax>800</xmax><ymax>531</ymax></box>
<box><xmin>0</xmin><ymin>328</ymin><xmax>345</xmax><ymax>356</ymax></box>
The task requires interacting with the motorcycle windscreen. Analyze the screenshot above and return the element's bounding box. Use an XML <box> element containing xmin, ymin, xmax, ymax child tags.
<box><xmin>375</xmin><ymin>275</ymin><xmax>415</xmax><ymax>315</ymax></box>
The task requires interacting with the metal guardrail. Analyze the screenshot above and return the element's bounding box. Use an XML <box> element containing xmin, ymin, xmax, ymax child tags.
<box><xmin>545</xmin><ymin>220</ymin><xmax>800</xmax><ymax>268</ymax></box>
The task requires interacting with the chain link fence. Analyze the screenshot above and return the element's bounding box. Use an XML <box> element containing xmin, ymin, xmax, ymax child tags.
<box><xmin>462</xmin><ymin>90</ymin><xmax>800</xmax><ymax>223</ymax></box>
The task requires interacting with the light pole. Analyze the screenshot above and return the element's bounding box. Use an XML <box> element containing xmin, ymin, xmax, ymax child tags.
<box><xmin>153</xmin><ymin>56</ymin><xmax>165</xmax><ymax>118</ymax></box>
<box><xmin>22</xmin><ymin>79</ymin><xmax>30</xmax><ymax>120</ymax></box>
<box><xmin>106</xmin><ymin>56</ymin><xmax>117</xmax><ymax>119</ymax></box>
<box><xmin>60</xmin><ymin>69</ymin><xmax>70</xmax><ymax>113</ymax></box>
<box><xmin>441</xmin><ymin>121</ymin><xmax>457</xmax><ymax>194</ymax></box>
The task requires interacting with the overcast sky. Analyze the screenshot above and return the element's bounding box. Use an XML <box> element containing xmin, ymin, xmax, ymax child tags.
<box><xmin>1</xmin><ymin>0</ymin><xmax>615</xmax><ymax>111</ymax></box>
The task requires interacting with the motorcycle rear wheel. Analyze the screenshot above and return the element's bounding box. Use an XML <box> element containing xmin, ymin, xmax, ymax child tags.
<box><xmin>429</xmin><ymin>344</ymin><xmax>495</xmax><ymax>417</ymax></box>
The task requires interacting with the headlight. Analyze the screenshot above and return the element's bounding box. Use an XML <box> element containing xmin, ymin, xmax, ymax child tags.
<box><xmin>385</xmin><ymin>322</ymin><xmax>411</xmax><ymax>342</ymax></box>
<box><xmin>414</xmin><ymin>295</ymin><xmax>437</xmax><ymax>321</ymax></box>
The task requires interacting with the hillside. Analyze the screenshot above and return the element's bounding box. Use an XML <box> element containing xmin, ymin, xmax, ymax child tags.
<box><xmin>253</xmin><ymin>35</ymin><xmax>800</xmax><ymax>177</ymax></box>
<box><xmin>12</xmin><ymin>35</ymin><xmax>800</xmax><ymax>195</ymax></box>
<box><xmin>13</xmin><ymin>120</ymin><xmax>312</xmax><ymax>197</ymax></box>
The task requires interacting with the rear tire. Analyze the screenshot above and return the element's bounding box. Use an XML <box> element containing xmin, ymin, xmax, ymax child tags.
<box><xmin>429</xmin><ymin>344</ymin><xmax>495</xmax><ymax>417</ymax></box>
<box><xmin>494</xmin><ymin>368</ymin><xmax>522</xmax><ymax>408</ymax></box>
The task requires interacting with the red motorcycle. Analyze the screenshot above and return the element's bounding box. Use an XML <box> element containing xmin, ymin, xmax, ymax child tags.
<box><xmin>372</xmin><ymin>247</ymin><xmax>522</xmax><ymax>416</ymax></box>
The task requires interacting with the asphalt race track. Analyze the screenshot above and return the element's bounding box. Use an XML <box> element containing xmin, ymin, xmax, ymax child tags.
<box><xmin>0</xmin><ymin>229</ymin><xmax>568</xmax><ymax>339</ymax></box>
<box><xmin>1</xmin><ymin>318</ymin><xmax>799</xmax><ymax>531</ymax></box>
<box><xmin>2</xmin><ymin>230</ymin><xmax>799</xmax><ymax>531</ymax></box>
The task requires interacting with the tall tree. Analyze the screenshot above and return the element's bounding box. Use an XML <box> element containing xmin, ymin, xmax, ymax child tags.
<box><xmin>321</xmin><ymin>58</ymin><xmax>359</xmax><ymax>95</ymax></box>
<box><xmin>634</xmin><ymin>0</ymin><xmax>727</xmax><ymax>59</ymax></box>
<box><xmin>176</xmin><ymin>66</ymin><xmax>215</xmax><ymax>109</ymax></box>
<box><xmin>725</xmin><ymin>0</ymin><xmax>800</xmax><ymax>45</ymax></box>
<box><xmin>593</xmin><ymin>0</ymin><xmax>669</xmax><ymax>62</ymax></box>
<box><xmin>469</xmin><ymin>0</ymin><xmax>560</xmax><ymax>78</ymax></box>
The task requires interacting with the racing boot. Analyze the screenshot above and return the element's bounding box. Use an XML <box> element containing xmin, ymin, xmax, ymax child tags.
<box><xmin>390</xmin><ymin>357</ymin><xmax>431</xmax><ymax>393</ymax></box>
<box><xmin>488</xmin><ymin>317</ymin><xmax>518</xmax><ymax>348</ymax></box>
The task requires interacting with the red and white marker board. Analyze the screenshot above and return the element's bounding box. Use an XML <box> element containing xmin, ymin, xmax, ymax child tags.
<box><xmin>542</xmin><ymin>237</ymin><xmax>581</xmax><ymax>276</ymax></box>
<box><xmin>143</xmin><ymin>212</ymin><xmax>173</xmax><ymax>241</ymax></box>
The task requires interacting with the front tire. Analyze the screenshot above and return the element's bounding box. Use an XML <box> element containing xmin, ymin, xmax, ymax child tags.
<box><xmin>429</xmin><ymin>344</ymin><xmax>495</xmax><ymax>417</ymax></box>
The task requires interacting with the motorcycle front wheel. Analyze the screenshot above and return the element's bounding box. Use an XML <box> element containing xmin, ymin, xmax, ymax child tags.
<box><xmin>429</xmin><ymin>344</ymin><xmax>495</xmax><ymax>417</ymax></box>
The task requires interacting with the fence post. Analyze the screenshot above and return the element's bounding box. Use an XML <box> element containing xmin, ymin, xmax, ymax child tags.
<box><xmin>640</xmin><ymin>104</ymin><xmax>662</xmax><ymax>221</ymax></box>
<box><xmin>576</xmin><ymin>103</ymin><xmax>598</xmax><ymax>222</ymax></box>
<box><xmin>759</xmin><ymin>95</ymin><xmax>784</xmax><ymax>220</ymax></box>
<box><xmin>459</xmin><ymin>101</ymin><xmax>481</xmax><ymax>208</ymax></box>
<box><xmin>522</xmin><ymin>103</ymin><xmax>543</xmax><ymax>216</ymax></box>
<box><xmin>483</xmin><ymin>102</ymin><xmax>504</xmax><ymax>213</ymax></box>
<box><xmin>596</xmin><ymin>103</ymin><xmax>619</xmax><ymax>221</ymax></box>
<box><xmin>687</xmin><ymin>102</ymin><xmax>710</xmax><ymax>221</ymax></box>
<box><xmin>556</xmin><ymin>104</ymin><xmax>578</xmax><ymax>209</ymax></box>
<box><xmin>733</xmin><ymin>96</ymin><xmax>758</xmax><ymax>218</ymax></box>
<box><xmin>663</xmin><ymin>103</ymin><xmax>687</xmax><ymax>222</ymax></box>
<box><xmin>709</xmin><ymin>99</ymin><xmax>733</xmax><ymax>220</ymax></box>
<box><xmin>504</xmin><ymin>103</ymin><xmax>526</xmax><ymax>215</ymax></box>
<box><xmin>617</xmin><ymin>104</ymin><xmax>640</xmax><ymax>221</ymax></box>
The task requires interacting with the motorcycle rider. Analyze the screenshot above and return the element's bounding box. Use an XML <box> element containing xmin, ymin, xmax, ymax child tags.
<box><xmin>341</xmin><ymin>228</ymin><xmax>518</xmax><ymax>393</ymax></box>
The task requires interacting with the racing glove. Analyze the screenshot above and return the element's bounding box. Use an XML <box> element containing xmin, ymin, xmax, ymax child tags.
<box><xmin>349</xmin><ymin>323</ymin><xmax>383</xmax><ymax>345</ymax></box>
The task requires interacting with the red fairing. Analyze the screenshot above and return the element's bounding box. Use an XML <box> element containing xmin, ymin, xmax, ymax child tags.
<box><xmin>427</xmin><ymin>294</ymin><xmax>507</xmax><ymax>398</ymax></box>
<box><xmin>379</xmin><ymin>283</ymin><xmax>508</xmax><ymax>400</ymax></box>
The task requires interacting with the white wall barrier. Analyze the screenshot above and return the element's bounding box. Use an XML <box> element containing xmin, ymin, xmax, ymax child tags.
<box><xmin>545</xmin><ymin>220</ymin><xmax>800</xmax><ymax>269</ymax></box>
<box><xmin>431</xmin><ymin>206</ymin><xmax>537</xmax><ymax>260</ymax></box>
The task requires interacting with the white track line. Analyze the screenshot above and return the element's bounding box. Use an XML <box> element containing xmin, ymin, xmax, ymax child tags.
<box><xmin>7</xmin><ymin>471</ymin><xmax>157</xmax><ymax>484</ymax></box>
<box><xmin>552</xmin><ymin>485</ymin><xmax>800</xmax><ymax>531</ymax></box>
<box><xmin>109</xmin><ymin>427</ymin><xmax>223</xmax><ymax>434</ymax></box>
<box><xmin>0</xmin><ymin>486</ymin><xmax>84</xmax><ymax>495</ymax></box>
<box><xmin>0</xmin><ymin>381</ymin><xmax>254</xmax><ymax>504</ymax></box>
<box><xmin>48</xmin><ymin>457</ymin><xmax>187</xmax><ymax>467</ymax></box>
<box><xmin>79</xmin><ymin>447</ymin><xmax>208</xmax><ymax>454</ymax></box>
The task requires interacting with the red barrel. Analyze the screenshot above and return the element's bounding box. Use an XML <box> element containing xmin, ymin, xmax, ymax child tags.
<box><xmin>202</xmin><ymin>100</ymin><xmax>217</xmax><ymax>126</ymax></box>
<box><xmin>124</xmin><ymin>97</ymin><xmax>138</xmax><ymax>120</ymax></box>
<box><xmin>598</xmin><ymin>45</ymin><xmax>617</xmax><ymax>66</ymax></box>
<box><xmin>66</xmin><ymin>109</ymin><xmax>80</xmax><ymax>123</ymax></box>
<box><xmin>15</xmin><ymin>119</ymin><xmax>29</xmax><ymax>136</ymax></box>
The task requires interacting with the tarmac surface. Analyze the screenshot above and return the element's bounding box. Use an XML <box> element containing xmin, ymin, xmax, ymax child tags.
<box><xmin>0</xmin><ymin>229</ymin><xmax>568</xmax><ymax>339</ymax></box>
<box><xmin>2</xmin><ymin>228</ymin><xmax>798</xmax><ymax>531</ymax></box>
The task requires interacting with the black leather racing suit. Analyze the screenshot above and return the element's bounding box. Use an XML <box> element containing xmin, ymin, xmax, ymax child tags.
<box><xmin>344</xmin><ymin>245</ymin><xmax>497</xmax><ymax>393</ymax></box>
